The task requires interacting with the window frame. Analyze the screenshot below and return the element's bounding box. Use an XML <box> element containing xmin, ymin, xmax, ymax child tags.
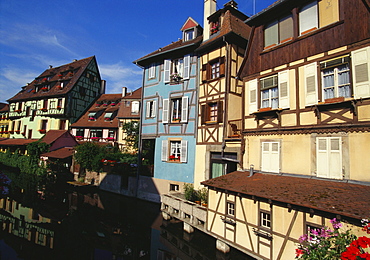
<box><xmin>148</xmin><ymin>63</ymin><xmax>156</xmax><ymax>79</ymax></box>
<box><xmin>202</xmin><ymin>57</ymin><xmax>225</xmax><ymax>82</ymax></box>
<box><xmin>320</xmin><ymin>55</ymin><xmax>351</xmax><ymax>100</ymax></box>
<box><xmin>264</xmin><ymin>14</ymin><xmax>293</xmax><ymax>49</ymax></box>
<box><xmin>226</xmin><ymin>201</ymin><xmax>235</xmax><ymax>217</ymax></box>
<box><xmin>260</xmin><ymin>210</ymin><xmax>272</xmax><ymax>230</ymax></box>
<box><xmin>201</xmin><ymin>101</ymin><xmax>223</xmax><ymax>124</ymax></box>
<box><xmin>161</xmin><ymin>139</ymin><xmax>188</xmax><ymax>163</ymax></box>
<box><xmin>146</xmin><ymin>100</ymin><xmax>157</xmax><ymax>118</ymax></box>
<box><xmin>162</xmin><ymin>96</ymin><xmax>188</xmax><ymax>124</ymax></box>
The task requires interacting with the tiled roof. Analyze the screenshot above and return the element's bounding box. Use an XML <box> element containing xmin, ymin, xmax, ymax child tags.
<box><xmin>202</xmin><ymin>172</ymin><xmax>370</xmax><ymax>220</ymax></box>
<box><xmin>117</xmin><ymin>88</ymin><xmax>142</xmax><ymax>119</ymax></box>
<box><xmin>0</xmin><ymin>103</ymin><xmax>9</xmax><ymax>112</ymax></box>
<box><xmin>0</xmin><ymin>139</ymin><xmax>38</xmax><ymax>146</ymax></box>
<box><xmin>41</xmin><ymin>147</ymin><xmax>74</xmax><ymax>159</ymax></box>
<box><xmin>134</xmin><ymin>36</ymin><xmax>203</xmax><ymax>65</ymax></box>
<box><xmin>7</xmin><ymin>56</ymin><xmax>95</xmax><ymax>102</ymax></box>
<box><xmin>198</xmin><ymin>9</ymin><xmax>250</xmax><ymax>50</ymax></box>
<box><xmin>71</xmin><ymin>93</ymin><xmax>122</xmax><ymax>128</ymax></box>
<box><xmin>40</xmin><ymin>130</ymin><xmax>70</xmax><ymax>144</ymax></box>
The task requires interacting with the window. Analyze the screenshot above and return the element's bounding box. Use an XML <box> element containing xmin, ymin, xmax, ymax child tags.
<box><xmin>162</xmin><ymin>96</ymin><xmax>189</xmax><ymax>124</ymax></box>
<box><xmin>210</xmin><ymin>21</ymin><xmax>220</xmax><ymax>35</ymax></box>
<box><xmin>227</xmin><ymin>202</ymin><xmax>235</xmax><ymax>216</ymax></box>
<box><xmin>88</xmin><ymin>112</ymin><xmax>96</xmax><ymax>121</ymax></box>
<box><xmin>90</xmin><ymin>129</ymin><xmax>102</xmax><ymax>138</ymax></box>
<box><xmin>131</xmin><ymin>101</ymin><xmax>140</xmax><ymax>114</ymax></box>
<box><xmin>59</xmin><ymin>120</ymin><xmax>66</xmax><ymax>130</ymax></box>
<box><xmin>104</xmin><ymin>112</ymin><xmax>113</xmax><ymax>121</ymax></box>
<box><xmin>201</xmin><ymin>101</ymin><xmax>223</xmax><ymax>124</ymax></box>
<box><xmin>76</xmin><ymin>129</ymin><xmax>84</xmax><ymax>137</ymax></box>
<box><xmin>161</xmin><ymin>139</ymin><xmax>188</xmax><ymax>163</ymax></box>
<box><xmin>183</xmin><ymin>29</ymin><xmax>194</xmax><ymax>41</ymax></box>
<box><xmin>148</xmin><ymin>63</ymin><xmax>156</xmax><ymax>79</ymax></box>
<box><xmin>170</xmin><ymin>184</ymin><xmax>180</xmax><ymax>191</ymax></box>
<box><xmin>40</xmin><ymin>120</ymin><xmax>48</xmax><ymax>130</ymax></box>
<box><xmin>210</xmin><ymin>152</ymin><xmax>237</xmax><ymax>179</ymax></box>
<box><xmin>316</xmin><ymin>137</ymin><xmax>342</xmax><ymax>179</ymax></box>
<box><xmin>57</xmin><ymin>98</ymin><xmax>63</xmax><ymax>108</ymax></box>
<box><xmin>108</xmin><ymin>130</ymin><xmax>115</xmax><ymax>138</ymax></box>
<box><xmin>202</xmin><ymin>57</ymin><xmax>225</xmax><ymax>82</ymax></box>
<box><xmin>42</xmin><ymin>99</ymin><xmax>48</xmax><ymax>110</ymax></box>
<box><xmin>146</xmin><ymin>100</ymin><xmax>157</xmax><ymax>118</ymax></box>
<box><xmin>299</xmin><ymin>0</ymin><xmax>339</xmax><ymax>36</ymax></box>
<box><xmin>164</xmin><ymin>55</ymin><xmax>190</xmax><ymax>83</ymax></box>
<box><xmin>264</xmin><ymin>15</ymin><xmax>293</xmax><ymax>49</ymax></box>
<box><xmin>260</xmin><ymin>211</ymin><xmax>271</xmax><ymax>229</ymax></box>
<box><xmin>261</xmin><ymin>75</ymin><xmax>279</xmax><ymax>109</ymax></box>
<box><xmin>248</xmin><ymin>70</ymin><xmax>290</xmax><ymax>112</ymax></box>
<box><xmin>321</xmin><ymin>56</ymin><xmax>351</xmax><ymax>100</ymax></box>
<box><xmin>261</xmin><ymin>141</ymin><xmax>280</xmax><ymax>173</ymax></box>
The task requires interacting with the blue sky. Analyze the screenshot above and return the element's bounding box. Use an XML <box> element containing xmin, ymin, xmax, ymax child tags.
<box><xmin>0</xmin><ymin>0</ymin><xmax>275</xmax><ymax>103</ymax></box>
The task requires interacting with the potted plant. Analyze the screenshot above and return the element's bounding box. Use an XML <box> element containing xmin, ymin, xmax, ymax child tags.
<box><xmin>197</xmin><ymin>188</ymin><xmax>208</xmax><ymax>207</ymax></box>
<box><xmin>39</xmin><ymin>129</ymin><xmax>46</xmax><ymax>134</ymax></box>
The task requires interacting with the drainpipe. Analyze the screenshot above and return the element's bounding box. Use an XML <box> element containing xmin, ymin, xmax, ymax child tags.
<box><xmin>221</xmin><ymin>36</ymin><xmax>230</xmax><ymax>159</ymax></box>
<box><xmin>134</xmin><ymin>63</ymin><xmax>145</xmax><ymax>198</ymax></box>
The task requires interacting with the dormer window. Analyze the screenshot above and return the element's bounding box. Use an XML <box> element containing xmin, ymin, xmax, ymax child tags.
<box><xmin>183</xmin><ymin>29</ymin><xmax>195</xmax><ymax>41</ymax></box>
<box><xmin>210</xmin><ymin>21</ymin><xmax>219</xmax><ymax>35</ymax></box>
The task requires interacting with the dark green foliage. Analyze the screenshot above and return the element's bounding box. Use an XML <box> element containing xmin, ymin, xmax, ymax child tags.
<box><xmin>122</xmin><ymin>121</ymin><xmax>139</xmax><ymax>151</ymax></box>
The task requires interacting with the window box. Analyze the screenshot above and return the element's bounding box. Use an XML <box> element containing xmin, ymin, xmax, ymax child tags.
<box><xmin>88</xmin><ymin>117</ymin><xmax>95</xmax><ymax>121</ymax></box>
<box><xmin>324</xmin><ymin>97</ymin><xmax>345</xmax><ymax>104</ymax></box>
<box><xmin>15</xmin><ymin>109</ymin><xmax>22</xmax><ymax>113</ymax></box>
<box><xmin>170</xmin><ymin>73</ymin><xmax>182</xmax><ymax>82</ymax></box>
<box><xmin>57</xmin><ymin>106</ymin><xmax>62</xmax><ymax>110</ymax></box>
<box><xmin>39</xmin><ymin>129</ymin><xmax>46</xmax><ymax>134</ymax></box>
<box><xmin>169</xmin><ymin>155</ymin><xmax>180</xmax><ymax>162</ymax></box>
<box><xmin>105</xmin><ymin>137</ymin><xmax>114</xmax><ymax>141</ymax></box>
<box><xmin>42</xmin><ymin>78</ymin><xmax>48</xmax><ymax>82</ymax></box>
<box><xmin>103</xmin><ymin>103</ymin><xmax>108</xmax><ymax>106</ymax></box>
<box><xmin>41</xmin><ymin>87</ymin><xmax>48</xmax><ymax>91</ymax></box>
<box><xmin>9</xmin><ymin>131</ymin><xmax>14</xmax><ymax>134</ymax></box>
<box><xmin>75</xmin><ymin>136</ymin><xmax>83</xmax><ymax>140</ymax></box>
<box><xmin>15</xmin><ymin>130</ymin><xmax>20</xmax><ymax>134</ymax></box>
<box><xmin>91</xmin><ymin>137</ymin><xmax>100</xmax><ymax>141</ymax></box>
<box><xmin>31</xmin><ymin>89</ymin><xmax>36</xmax><ymax>93</ymax></box>
<box><xmin>259</xmin><ymin>107</ymin><xmax>272</xmax><ymax>112</ymax></box>
<box><xmin>21</xmin><ymin>132</ymin><xmax>25</xmax><ymax>136</ymax></box>
<box><xmin>40</xmin><ymin>108</ymin><xmax>48</xmax><ymax>112</ymax></box>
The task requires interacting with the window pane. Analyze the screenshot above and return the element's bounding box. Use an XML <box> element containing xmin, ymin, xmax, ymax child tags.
<box><xmin>299</xmin><ymin>1</ymin><xmax>318</xmax><ymax>35</ymax></box>
<box><xmin>264</xmin><ymin>20</ymin><xmax>278</xmax><ymax>48</ymax></box>
<box><xmin>319</xmin><ymin>0</ymin><xmax>339</xmax><ymax>27</ymax></box>
<box><xmin>279</xmin><ymin>15</ymin><xmax>293</xmax><ymax>42</ymax></box>
<box><xmin>212</xmin><ymin>163</ymin><xmax>225</xmax><ymax>178</ymax></box>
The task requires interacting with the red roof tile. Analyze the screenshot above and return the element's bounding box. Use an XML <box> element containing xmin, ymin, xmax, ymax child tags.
<box><xmin>0</xmin><ymin>139</ymin><xmax>38</xmax><ymax>146</ymax></box>
<box><xmin>41</xmin><ymin>147</ymin><xmax>74</xmax><ymax>159</ymax></box>
<box><xmin>202</xmin><ymin>172</ymin><xmax>370</xmax><ymax>220</ymax></box>
<box><xmin>7</xmin><ymin>56</ymin><xmax>96</xmax><ymax>102</ymax></box>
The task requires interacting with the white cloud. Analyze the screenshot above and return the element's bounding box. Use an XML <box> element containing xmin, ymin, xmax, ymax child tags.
<box><xmin>99</xmin><ymin>62</ymin><xmax>143</xmax><ymax>93</ymax></box>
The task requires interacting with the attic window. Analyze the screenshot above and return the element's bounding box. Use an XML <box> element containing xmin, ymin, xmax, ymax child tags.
<box><xmin>183</xmin><ymin>29</ymin><xmax>195</xmax><ymax>41</ymax></box>
<box><xmin>210</xmin><ymin>21</ymin><xmax>219</xmax><ymax>35</ymax></box>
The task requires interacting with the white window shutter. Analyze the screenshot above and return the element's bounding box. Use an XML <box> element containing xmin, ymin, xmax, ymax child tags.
<box><xmin>329</xmin><ymin>138</ymin><xmax>342</xmax><ymax>179</ymax></box>
<box><xmin>248</xmin><ymin>79</ymin><xmax>258</xmax><ymax>113</ymax></box>
<box><xmin>152</xmin><ymin>100</ymin><xmax>157</xmax><ymax>118</ymax></box>
<box><xmin>352</xmin><ymin>46</ymin><xmax>370</xmax><ymax>99</ymax></box>
<box><xmin>145</xmin><ymin>102</ymin><xmax>150</xmax><ymax>118</ymax></box>
<box><xmin>278</xmin><ymin>70</ymin><xmax>290</xmax><ymax>109</ymax></box>
<box><xmin>180</xmin><ymin>140</ymin><xmax>188</xmax><ymax>163</ymax></box>
<box><xmin>162</xmin><ymin>99</ymin><xmax>169</xmax><ymax>123</ymax></box>
<box><xmin>299</xmin><ymin>1</ymin><xmax>318</xmax><ymax>35</ymax></box>
<box><xmin>304</xmin><ymin>62</ymin><xmax>318</xmax><ymax>106</ymax></box>
<box><xmin>316</xmin><ymin>138</ymin><xmax>328</xmax><ymax>178</ymax></box>
<box><xmin>183</xmin><ymin>55</ymin><xmax>190</xmax><ymax>80</ymax></box>
<box><xmin>164</xmin><ymin>59</ymin><xmax>171</xmax><ymax>83</ymax></box>
<box><xmin>161</xmin><ymin>140</ymin><xmax>168</xmax><ymax>162</ymax></box>
<box><xmin>181</xmin><ymin>96</ymin><xmax>189</xmax><ymax>123</ymax></box>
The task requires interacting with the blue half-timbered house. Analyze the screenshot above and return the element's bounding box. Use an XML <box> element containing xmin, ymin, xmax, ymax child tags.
<box><xmin>134</xmin><ymin>18</ymin><xmax>203</xmax><ymax>202</ymax></box>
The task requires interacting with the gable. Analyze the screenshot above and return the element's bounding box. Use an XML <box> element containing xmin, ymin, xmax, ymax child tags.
<box><xmin>181</xmin><ymin>17</ymin><xmax>198</xmax><ymax>31</ymax></box>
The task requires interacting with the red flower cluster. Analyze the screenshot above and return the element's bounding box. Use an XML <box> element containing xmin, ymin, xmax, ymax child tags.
<box><xmin>363</xmin><ymin>223</ymin><xmax>370</xmax><ymax>234</ymax></box>
<box><xmin>341</xmin><ymin>236</ymin><xmax>370</xmax><ymax>260</ymax></box>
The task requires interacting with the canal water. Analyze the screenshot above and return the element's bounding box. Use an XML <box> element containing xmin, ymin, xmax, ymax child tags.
<box><xmin>0</xmin><ymin>168</ymin><xmax>252</xmax><ymax>260</ymax></box>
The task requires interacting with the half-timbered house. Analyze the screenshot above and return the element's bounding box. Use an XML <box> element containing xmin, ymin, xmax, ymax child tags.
<box><xmin>0</xmin><ymin>103</ymin><xmax>10</xmax><ymax>138</ymax></box>
<box><xmin>7</xmin><ymin>56</ymin><xmax>104</xmax><ymax>139</ymax></box>
<box><xmin>194</xmin><ymin>0</ymin><xmax>251</xmax><ymax>186</ymax></box>
<box><xmin>134</xmin><ymin>18</ymin><xmax>203</xmax><ymax>202</ymax></box>
<box><xmin>200</xmin><ymin>0</ymin><xmax>370</xmax><ymax>259</ymax></box>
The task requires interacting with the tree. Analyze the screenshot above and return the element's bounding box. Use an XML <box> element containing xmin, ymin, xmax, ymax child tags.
<box><xmin>122</xmin><ymin>121</ymin><xmax>139</xmax><ymax>151</ymax></box>
<box><xmin>74</xmin><ymin>142</ymin><xmax>104</xmax><ymax>172</ymax></box>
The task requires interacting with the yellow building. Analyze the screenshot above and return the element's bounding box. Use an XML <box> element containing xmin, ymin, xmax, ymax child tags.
<box><xmin>0</xmin><ymin>103</ymin><xmax>10</xmax><ymax>138</ymax></box>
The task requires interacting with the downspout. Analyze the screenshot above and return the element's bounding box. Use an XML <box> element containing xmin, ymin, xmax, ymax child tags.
<box><xmin>239</xmin><ymin>25</ymin><xmax>256</xmax><ymax>171</ymax></box>
<box><xmin>221</xmin><ymin>36</ymin><xmax>230</xmax><ymax>158</ymax></box>
<box><xmin>134</xmin><ymin>62</ymin><xmax>145</xmax><ymax>198</ymax></box>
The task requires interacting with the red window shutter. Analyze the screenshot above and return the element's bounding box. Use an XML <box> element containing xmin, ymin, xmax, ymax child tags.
<box><xmin>201</xmin><ymin>104</ymin><xmax>207</xmax><ymax>124</ymax></box>
<box><xmin>217</xmin><ymin>101</ymin><xmax>223</xmax><ymax>123</ymax></box>
<box><xmin>219</xmin><ymin>57</ymin><xmax>226</xmax><ymax>77</ymax></box>
<box><xmin>202</xmin><ymin>64</ymin><xmax>208</xmax><ymax>82</ymax></box>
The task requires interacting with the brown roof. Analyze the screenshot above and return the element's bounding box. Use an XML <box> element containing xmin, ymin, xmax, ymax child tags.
<box><xmin>134</xmin><ymin>36</ymin><xmax>203</xmax><ymax>66</ymax></box>
<box><xmin>41</xmin><ymin>147</ymin><xmax>74</xmax><ymax>159</ymax></box>
<box><xmin>41</xmin><ymin>130</ymin><xmax>70</xmax><ymax>144</ymax></box>
<box><xmin>0</xmin><ymin>103</ymin><xmax>9</xmax><ymax>112</ymax></box>
<box><xmin>117</xmin><ymin>88</ymin><xmax>142</xmax><ymax>119</ymax></box>
<box><xmin>198</xmin><ymin>9</ymin><xmax>250</xmax><ymax>50</ymax></box>
<box><xmin>0</xmin><ymin>139</ymin><xmax>38</xmax><ymax>146</ymax></box>
<box><xmin>7</xmin><ymin>56</ymin><xmax>96</xmax><ymax>102</ymax></box>
<box><xmin>202</xmin><ymin>172</ymin><xmax>370</xmax><ymax>220</ymax></box>
<box><xmin>71</xmin><ymin>93</ymin><xmax>121</xmax><ymax>128</ymax></box>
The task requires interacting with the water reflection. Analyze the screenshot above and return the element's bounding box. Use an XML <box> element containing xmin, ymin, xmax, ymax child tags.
<box><xmin>0</xmin><ymin>168</ymin><xmax>251</xmax><ymax>260</ymax></box>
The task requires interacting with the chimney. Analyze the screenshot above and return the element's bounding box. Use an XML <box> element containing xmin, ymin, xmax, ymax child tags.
<box><xmin>49</xmin><ymin>65</ymin><xmax>53</xmax><ymax>69</ymax></box>
<box><xmin>100</xmin><ymin>80</ymin><xmax>106</xmax><ymax>94</ymax></box>
<box><xmin>122</xmin><ymin>87</ymin><xmax>127</xmax><ymax>97</ymax></box>
<box><xmin>203</xmin><ymin>0</ymin><xmax>217</xmax><ymax>41</ymax></box>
